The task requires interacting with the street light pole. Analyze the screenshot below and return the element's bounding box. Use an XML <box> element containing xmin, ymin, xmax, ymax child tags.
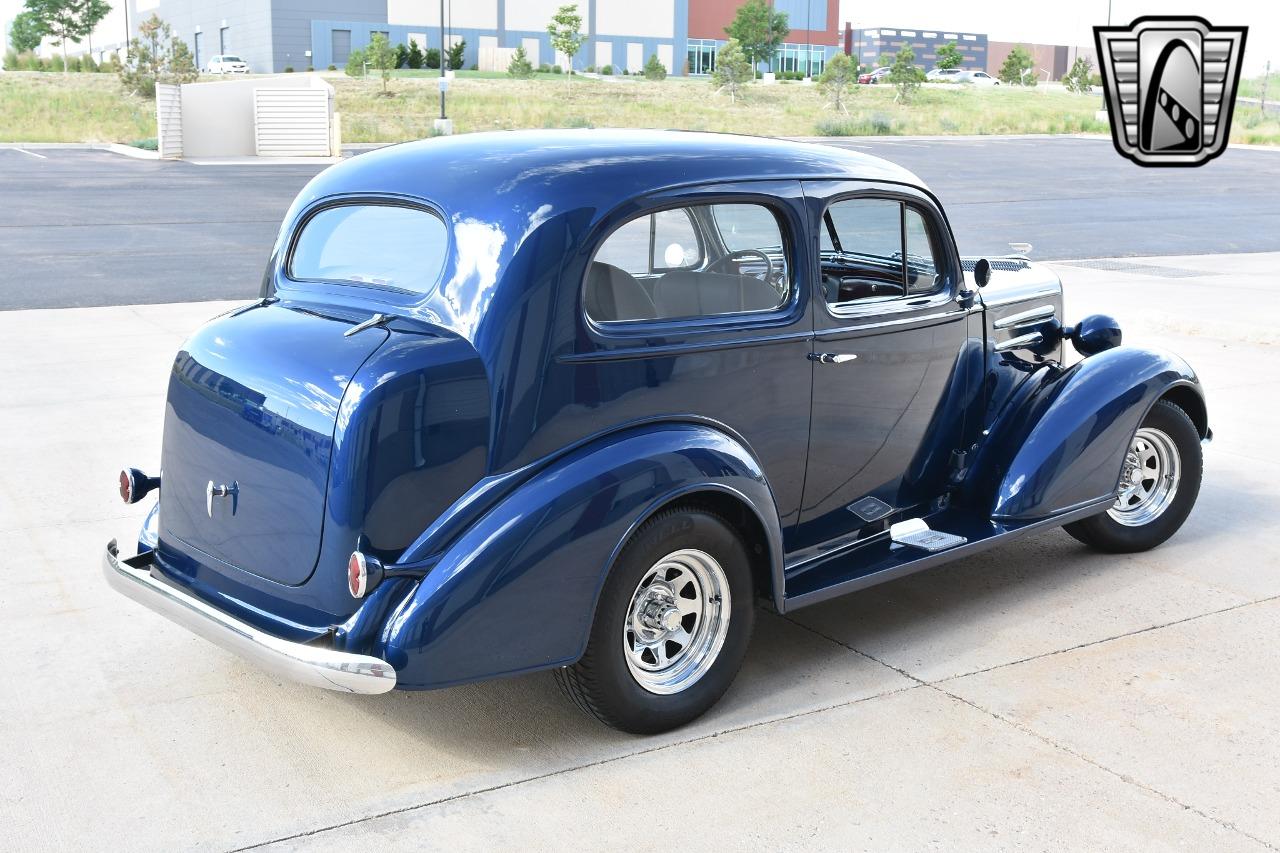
<box><xmin>434</xmin><ymin>0</ymin><xmax>453</xmax><ymax>134</ymax></box>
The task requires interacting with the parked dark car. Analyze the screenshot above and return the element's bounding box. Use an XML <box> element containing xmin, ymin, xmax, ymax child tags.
<box><xmin>105</xmin><ymin>130</ymin><xmax>1208</xmax><ymax>734</ymax></box>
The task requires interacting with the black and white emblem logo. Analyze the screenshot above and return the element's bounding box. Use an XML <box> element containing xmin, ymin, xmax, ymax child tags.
<box><xmin>1094</xmin><ymin>17</ymin><xmax>1247</xmax><ymax>167</ymax></box>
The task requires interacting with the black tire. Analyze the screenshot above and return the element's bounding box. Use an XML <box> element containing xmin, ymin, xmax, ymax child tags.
<box><xmin>554</xmin><ymin>507</ymin><xmax>756</xmax><ymax>734</ymax></box>
<box><xmin>1064</xmin><ymin>400</ymin><xmax>1202</xmax><ymax>553</ymax></box>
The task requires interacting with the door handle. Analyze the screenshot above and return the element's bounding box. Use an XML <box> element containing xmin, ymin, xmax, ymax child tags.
<box><xmin>808</xmin><ymin>352</ymin><xmax>858</xmax><ymax>364</ymax></box>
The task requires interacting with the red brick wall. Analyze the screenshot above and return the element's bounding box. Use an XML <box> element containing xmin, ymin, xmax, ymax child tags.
<box><xmin>689</xmin><ymin>0</ymin><xmax>840</xmax><ymax>46</ymax></box>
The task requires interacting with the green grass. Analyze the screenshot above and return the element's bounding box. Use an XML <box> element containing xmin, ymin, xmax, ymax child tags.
<box><xmin>3</xmin><ymin>69</ymin><xmax>1278</xmax><ymax>146</ymax></box>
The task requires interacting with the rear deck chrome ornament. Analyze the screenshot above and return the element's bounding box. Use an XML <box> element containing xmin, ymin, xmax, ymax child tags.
<box><xmin>1095</xmin><ymin>16</ymin><xmax>1247</xmax><ymax>167</ymax></box>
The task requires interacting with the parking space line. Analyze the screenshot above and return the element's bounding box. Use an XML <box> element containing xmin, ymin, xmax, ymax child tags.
<box><xmin>11</xmin><ymin>148</ymin><xmax>47</xmax><ymax>159</ymax></box>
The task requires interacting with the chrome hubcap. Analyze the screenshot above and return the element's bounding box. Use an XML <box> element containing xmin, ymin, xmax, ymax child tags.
<box><xmin>623</xmin><ymin>549</ymin><xmax>731</xmax><ymax>695</ymax></box>
<box><xmin>1108</xmin><ymin>427</ymin><xmax>1181</xmax><ymax>527</ymax></box>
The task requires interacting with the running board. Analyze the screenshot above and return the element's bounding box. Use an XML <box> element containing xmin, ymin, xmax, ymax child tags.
<box><xmin>780</xmin><ymin>499</ymin><xmax>1112</xmax><ymax>612</ymax></box>
<box><xmin>889</xmin><ymin>518</ymin><xmax>967</xmax><ymax>553</ymax></box>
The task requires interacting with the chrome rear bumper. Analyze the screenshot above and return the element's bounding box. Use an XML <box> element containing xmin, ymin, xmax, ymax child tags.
<box><xmin>103</xmin><ymin>540</ymin><xmax>397</xmax><ymax>695</ymax></box>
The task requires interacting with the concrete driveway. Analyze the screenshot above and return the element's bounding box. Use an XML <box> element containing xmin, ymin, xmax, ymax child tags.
<box><xmin>2</xmin><ymin>253</ymin><xmax>1278</xmax><ymax>851</ymax></box>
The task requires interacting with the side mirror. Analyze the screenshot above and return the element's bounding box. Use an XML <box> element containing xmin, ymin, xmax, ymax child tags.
<box><xmin>973</xmin><ymin>258</ymin><xmax>992</xmax><ymax>288</ymax></box>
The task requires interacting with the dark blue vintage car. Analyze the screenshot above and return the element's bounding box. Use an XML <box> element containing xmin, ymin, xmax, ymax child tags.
<box><xmin>105</xmin><ymin>130</ymin><xmax>1207</xmax><ymax>733</ymax></box>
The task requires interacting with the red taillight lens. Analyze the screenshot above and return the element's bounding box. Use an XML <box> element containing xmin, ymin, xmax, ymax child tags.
<box><xmin>118</xmin><ymin>469</ymin><xmax>133</xmax><ymax>504</ymax></box>
<box><xmin>348</xmin><ymin>552</ymin><xmax>367</xmax><ymax>598</ymax></box>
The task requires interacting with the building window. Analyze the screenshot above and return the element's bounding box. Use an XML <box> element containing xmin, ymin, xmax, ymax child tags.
<box><xmin>686</xmin><ymin>38</ymin><xmax>717</xmax><ymax>75</ymax></box>
<box><xmin>775</xmin><ymin>43</ymin><xmax>826</xmax><ymax>76</ymax></box>
<box><xmin>332</xmin><ymin>29</ymin><xmax>351</xmax><ymax>64</ymax></box>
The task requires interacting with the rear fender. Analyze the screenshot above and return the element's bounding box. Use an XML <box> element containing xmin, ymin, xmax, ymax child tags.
<box><xmin>975</xmin><ymin>346</ymin><xmax>1204</xmax><ymax>521</ymax></box>
<box><xmin>379</xmin><ymin>423</ymin><xmax>782</xmax><ymax>688</ymax></box>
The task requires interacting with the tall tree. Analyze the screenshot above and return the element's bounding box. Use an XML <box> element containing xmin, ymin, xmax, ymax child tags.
<box><xmin>724</xmin><ymin>0</ymin><xmax>788</xmax><ymax>72</ymax></box>
<box><xmin>366</xmin><ymin>32</ymin><xmax>395</xmax><ymax>94</ymax></box>
<box><xmin>8</xmin><ymin>9</ymin><xmax>47</xmax><ymax>53</ymax></box>
<box><xmin>710</xmin><ymin>37</ymin><xmax>752</xmax><ymax>103</ymax></box>
<box><xmin>547</xmin><ymin>3</ymin><xmax>585</xmax><ymax>91</ymax></box>
<box><xmin>24</xmin><ymin>0</ymin><xmax>110</xmax><ymax>73</ymax></box>
<box><xmin>998</xmin><ymin>44</ymin><xmax>1036</xmax><ymax>86</ymax></box>
<box><xmin>934</xmin><ymin>41</ymin><xmax>963</xmax><ymax>70</ymax></box>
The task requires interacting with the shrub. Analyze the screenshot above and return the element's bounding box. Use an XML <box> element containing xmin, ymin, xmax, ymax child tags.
<box><xmin>407</xmin><ymin>39</ymin><xmax>424</xmax><ymax>69</ymax></box>
<box><xmin>283</xmin><ymin>65</ymin><xmax>294</xmax><ymax>72</ymax></box>
<box><xmin>1062</xmin><ymin>56</ymin><xmax>1093</xmax><ymax>93</ymax></box>
<box><xmin>538</xmin><ymin>63</ymin><xmax>551</xmax><ymax>72</ymax></box>
<box><xmin>129</xmin><ymin>138</ymin><xmax>159</xmax><ymax>150</ymax></box>
<box><xmin>344</xmin><ymin>47</ymin><xmax>366</xmax><ymax>76</ymax></box>
<box><xmin>3</xmin><ymin>50</ymin><xmax>19</xmax><ymax>71</ymax></box>
<box><xmin>643</xmin><ymin>53</ymin><xmax>666</xmax><ymax>80</ymax></box>
<box><xmin>306</xmin><ymin>65</ymin><xmax>314</xmax><ymax>72</ymax></box>
<box><xmin>999</xmin><ymin>44</ymin><xmax>1036</xmax><ymax>86</ymax></box>
<box><xmin>327</xmin><ymin>63</ymin><xmax>337</xmax><ymax>70</ymax></box>
<box><xmin>507</xmin><ymin>46</ymin><xmax>534</xmax><ymax>79</ymax></box>
<box><xmin>424</xmin><ymin>47</ymin><xmax>440</xmax><ymax>69</ymax></box>
<box><xmin>585</xmin><ymin>64</ymin><xmax>595</xmax><ymax>73</ymax></box>
<box><xmin>552</xmin><ymin>64</ymin><xmax>562</xmax><ymax>74</ymax></box>
<box><xmin>446</xmin><ymin>38</ymin><xmax>465</xmax><ymax>71</ymax></box>
<box><xmin>600</xmin><ymin>64</ymin><xmax>613</xmax><ymax>76</ymax></box>
<box><xmin>50</xmin><ymin>54</ymin><xmax>65</xmax><ymax>72</ymax></box>
<box><xmin>394</xmin><ymin>42</ymin><xmax>408</xmax><ymax>69</ymax></box>
<box><xmin>711</xmin><ymin>37</ymin><xmax>752</xmax><ymax>103</ymax></box>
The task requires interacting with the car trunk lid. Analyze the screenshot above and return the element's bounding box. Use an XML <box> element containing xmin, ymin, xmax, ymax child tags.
<box><xmin>159</xmin><ymin>302</ymin><xmax>388</xmax><ymax>586</ymax></box>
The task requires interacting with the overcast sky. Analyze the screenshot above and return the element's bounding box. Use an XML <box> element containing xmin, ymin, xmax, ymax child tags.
<box><xmin>839</xmin><ymin>0</ymin><xmax>1276</xmax><ymax>75</ymax></box>
<box><xmin>2</xmin><ymin>1</ymin><xmax>1276</xmax><ymax>76</ymax></box>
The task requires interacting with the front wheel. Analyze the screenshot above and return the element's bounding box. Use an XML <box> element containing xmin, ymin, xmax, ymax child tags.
<box><xmin>1064</xmin><ymin>399</ymin><xmax>1202</xmax><ymax>553</ymax></box>
<box><xmin>554</xmin><ymin>507</ymin><xmax>755</xmax><ymax>734</ymax></box>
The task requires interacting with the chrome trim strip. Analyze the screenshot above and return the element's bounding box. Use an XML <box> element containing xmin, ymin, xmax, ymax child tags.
<box><xmin>980</xmin><ymin>285</ymin><xmax>1060</xmax><ymax>308</ymax></box>
<box><xmin>102</xmin><ymin>541</ymin><xmax>397</xmax><ymax>695</ymax></box>
<box><xmin>994</xmin><ymin>331</ymin><xmax>1045</xmax><ymax>352</ymax></box>
<box><xmin>993</xmin><ymin>304</ymin><xmax>1056</xmax><ymax>330</ymax></box>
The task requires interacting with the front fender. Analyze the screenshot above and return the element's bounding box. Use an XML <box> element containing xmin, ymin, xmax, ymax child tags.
<box><xmin>982</xmin><ymin>346</ymin><xmax>1203</xmax><ymax>521</ymax></box>
<box><xmin>378</xmin><ymin>423</ymin><xmax>782</xmax><ymax>689</ymax></box>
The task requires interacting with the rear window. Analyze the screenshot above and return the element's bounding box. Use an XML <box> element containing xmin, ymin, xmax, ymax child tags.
<box><xmin>289</xmin><ymin>204</ymin><xmax>447</xmax><ymax>293</ymax></box>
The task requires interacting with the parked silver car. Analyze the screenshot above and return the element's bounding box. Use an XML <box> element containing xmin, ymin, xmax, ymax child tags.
<box><xmin>956</xmin><ymin>69</ymin><xmax>1001</xmax><ymax>85</ymax></box>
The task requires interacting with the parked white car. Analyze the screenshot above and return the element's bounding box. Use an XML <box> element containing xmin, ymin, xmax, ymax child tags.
<box><xmin>206</xmin><ymin>55</ymin><xmax>250</xmax><ymax>75</ymax></box>
<box><xmin>956</xmin><ymin>70</ymin><xmax>1000</xmax><ymax>85</ymax></box>
<box><xmin>926</xmin><ymin>68</ymin><xmax>964</xmax><ymax>82</ymax></box>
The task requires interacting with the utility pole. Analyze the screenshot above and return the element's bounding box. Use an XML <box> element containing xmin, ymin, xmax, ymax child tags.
<box><xmin>434</xmin><ymin>0</ymin><xmax>452</xmax><ymax>135</ymax></box>
<box><xmin>1262</xmin><ymin>60</ymin><xmax>1271</xmax><ymax>113</ymax></box>
<box><xmin>804</xmin><ymin>0</ymin><xmax>811</xmax><ymax>79</ymax></box>
<box><xmin>1106</xmin><ymin>0</ymin><xmax>1113</xmax><ymax>26</ymax></box>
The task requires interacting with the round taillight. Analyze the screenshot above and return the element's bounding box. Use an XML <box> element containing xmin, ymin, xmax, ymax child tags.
<box><xmin>348</xmin><ymin>551</ymin><xmax>368</xmax><ymax>599</ymax></box>
<box><xmin>118</xmin><ymin>469</ymin><xmax>134</xmax><ymax>504</ymax></box>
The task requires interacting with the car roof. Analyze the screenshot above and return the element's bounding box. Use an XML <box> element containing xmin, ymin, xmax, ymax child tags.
<box><xmin>298</xmin><ymin>129</ymin><xmax>926</xmax><ymax>221</ymax></box>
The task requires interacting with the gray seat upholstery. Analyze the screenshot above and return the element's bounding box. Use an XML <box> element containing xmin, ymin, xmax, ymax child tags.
<box><xmin>652</xmin><ymin>270</ymin><xmax>781</xmax><ymax>318</ymax></box>
<box><xmin>585</xmin><ymin>262</ymin><xmax>656</xmax><ymax>322</ymax></box>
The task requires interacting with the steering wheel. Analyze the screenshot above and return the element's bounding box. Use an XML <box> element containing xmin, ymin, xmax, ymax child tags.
<box><xmin>706</xmin><ymin>248</ymin><xmax>774</xmax><ymax>283</ymax></box>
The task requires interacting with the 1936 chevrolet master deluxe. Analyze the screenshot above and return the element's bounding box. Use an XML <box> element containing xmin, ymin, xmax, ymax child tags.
<box><xmin>105</xmin><ymin>130</ymin><xmax>1207</xmax><ymax>733</ymax></box>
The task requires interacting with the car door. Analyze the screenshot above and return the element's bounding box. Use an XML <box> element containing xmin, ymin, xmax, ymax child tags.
<box><xmin>793</xmin><ymin>181</ymin><xmax>976</xmax><ymax>554</ymax></box>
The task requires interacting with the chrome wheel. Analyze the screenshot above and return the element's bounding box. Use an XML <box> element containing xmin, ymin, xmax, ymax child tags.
<box><xmin>1108</xmin><ymin>427</ymin><xmax>1181</xmax><ymax>527</ymax></box>
<box><xmin>623</xmin><ymin>548</ymin><xmax>731</xmax><ymax>695</ymax></box>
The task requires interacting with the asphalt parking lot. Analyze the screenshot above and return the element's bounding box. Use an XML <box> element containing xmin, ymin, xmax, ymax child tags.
<box><xmin>3</xmin><ymin>138</ymin><xmax>1280</xmax><ymax>851</ymax></box>
<box><xmin>2</xmin><ymin>136</ymin><xmax>1280</xmax><ymax>309</ymax></box>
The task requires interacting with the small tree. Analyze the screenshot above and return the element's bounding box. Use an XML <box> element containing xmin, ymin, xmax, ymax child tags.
<box><xmin>1062</xmin><ymin>55</ymin><xmax>1093</xmax><ymax>93</ymax></box>
<box><xmin>343</xmin><ymin>46</ymin><xmax>367</xmax><ymax>76</ymax></box>
<box><xmin>934</xmin><ymin>41</ymin><xmax>963</xmax><ymax>71</ymax></box>
<box><xmin>367</xmin><ymin>32</ymin><xmax>395</xmax><ymax>93</ymax></box>
<box><xmin>888</xmin><ymin>46</ymin><xmax>922</xmax><ymax>103</ymax></box>
<box><xmin>393</xmin><ymin>42</ymin><xmax>408</xmax><ymax>69</ymax></box>
<box><xmin>507</xmin><ymin>45</ymin><xmax>534</xmax><ymax>79</ymax></box>
<box><xmin>643</xmin><ymin>52</ymin><xmax>666</xmax><ymax>81</ymax></box>
<box><xmin>119</xmin><ymin>14</ymin><xmax>197</xmax><ymax>98</ymax></box>
<box><xmin>446</xmin><ymin>38</ymin><xmax>466</xmax><ymax>71</ymax></box>
<box><xmin>9</xmin><ymin>10</ymin><xmax>47</xmax><ymax>53</ymax></box>
<box><xmin>724</xmin><ymin>0</ymin><xmax>788</xmax><ymax>73</ymax></box>
<box><xmin>407</xmin><ymin>39</ymin><xmax>423</xmax><ymax>69</ymax></box>
<box><xmin>819</xmin><ymin>50</ymin><xmax>856</xmax><ymax>114</ymax></box>
<box><xmin>24</xmin><ymin>0</ymin><xmax>111</xmax><ymax>74</ymax></box>
<box><xmin>424</xmin><ymin>47</ymin><xmax>440</xmax><ymax>69</ymax></box>
<box><xmin>999</xmin><ymin>44</ymin><xmax>1036</xmax><ymax>86</ymax></box>
<box><xmin>547</xmin><ymin>3</ymin><xmax>586</xmax><ymax>91</ymax></box>
<box><xmin>711</xmin><ymin>37</ymin><xmax>752</xmax><ymax>103</ymax></box>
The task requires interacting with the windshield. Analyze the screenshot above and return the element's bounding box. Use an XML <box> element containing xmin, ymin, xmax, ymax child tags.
<box><xmin>221</xmin><ymin>56</ymin><xmax>243</xmax><ymax>63</ymax></box>
<box><xmin>289</xmin><ymin>204</ymin><xmax>448</xmax><ymax>293</ymax></box>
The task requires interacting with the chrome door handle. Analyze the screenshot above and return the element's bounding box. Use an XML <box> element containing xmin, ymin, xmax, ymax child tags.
<box><xmin>808</xmin><ymin>352</ymin><xmax>858</xmax><ymax>364</ymax></box>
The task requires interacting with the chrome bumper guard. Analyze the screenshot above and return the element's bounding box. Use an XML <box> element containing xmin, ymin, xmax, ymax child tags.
<box><xmin>103</xmin><ymin>540</ymin><xmax>397</xmax><ymax>695</ymax></box>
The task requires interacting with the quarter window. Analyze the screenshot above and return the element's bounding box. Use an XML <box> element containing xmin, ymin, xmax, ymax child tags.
<box><xmin>820</xmin><ymin>198</ymin><xmax>945</xmax><ymax>306</ymax></box>
<box><xmin>588</xmin><ymin>202</ymin><xmax>790</xmax><ymax>323</ymax></box>
<box><xmin>289</xmin><ymin>204</ymin><xmax>448</xmax><ymax>293</ymax></box>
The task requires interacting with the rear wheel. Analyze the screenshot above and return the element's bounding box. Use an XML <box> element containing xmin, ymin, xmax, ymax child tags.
<box><xmin>555</xmin><ymin>507</ymin><xmax>755</xmax><ymax>734</ymax></box>
<box><xmin>1064</xmin><ymin>400</ymin><xmax>1202</xmax><ymax>553</ymax></box>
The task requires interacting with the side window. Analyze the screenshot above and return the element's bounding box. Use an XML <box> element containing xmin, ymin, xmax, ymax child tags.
<box><xmin>820</xmin><ymin>198</ymin><xmax>944</xmax><ymax>307</ymax></box>
<box><xmin>593</xmin><ymin>208</ymin><xmax>701</xmax><ymax>276</ymax></box>
<box><xmin>587</xmin><ymin>202</ymin><xmax>790</xmax><ymax>323</ymax></box>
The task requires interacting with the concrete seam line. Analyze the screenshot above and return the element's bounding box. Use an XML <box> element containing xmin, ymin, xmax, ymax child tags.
<box><xmin>780</xmin><ymin>614</ymin><xmax>1280</xmax><ymax>852</ymax></box>
<box><xmin>224</xmin><ymin>683</ymin><xmax>924</xmax><ymax>851</ymax></box>
<box><xmin>933</xmin><ymin>591</ymin><xmax>1280</xmax><ymax>685</ymax></box>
